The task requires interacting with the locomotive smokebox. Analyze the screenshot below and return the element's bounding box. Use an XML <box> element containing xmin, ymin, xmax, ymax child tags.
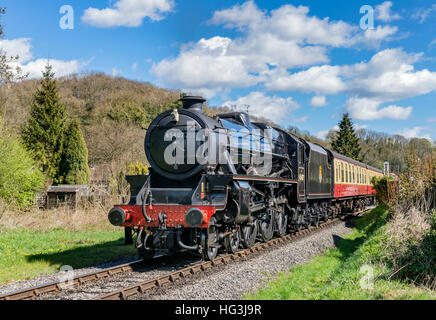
<box><xmin>179</xmin><ymin>96</ymin><xmax>206</xmax><ymax>114</ymax></box>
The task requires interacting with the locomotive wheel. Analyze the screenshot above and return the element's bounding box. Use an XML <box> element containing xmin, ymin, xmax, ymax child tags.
<box><xmin>241</xmin><ymin>223</ymin><xmax>257</xmax><ymax>248</ymax></box>
<box><xmin>312</xmin><ymin>206</ymin><xmax>320</xmax><ymax>227</ymax></box>
<box><xmin>274</xmin><ymin>207</ymin><xmax>288</xmax><ymax>237</ymax></box>
<box><xmin>260</xmin><ymin>211</ymin><xmax>274</xmax><ymax>242</ymax></box>
<box><xmin>203</xmin><ymin>217</ymin><xmax>219</xmax><ymax>261</ymax></box>
<box><xmin>225</xmin><ymin>229</ymin><xmax>241</xmax><ymax>253</ymax></box>
<box><xmin>304</xmin><ymin>208</ymin><xmax>312</xmax><ymax>228</ymax></box>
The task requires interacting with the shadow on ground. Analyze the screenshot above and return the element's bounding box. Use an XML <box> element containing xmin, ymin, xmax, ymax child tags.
<box><xmin>25</xmin><ymin>237</ymin><xmax>137</xmax><ymax>270</ymax></box>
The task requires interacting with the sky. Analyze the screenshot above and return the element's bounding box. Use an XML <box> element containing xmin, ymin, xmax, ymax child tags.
<box><xmin>1</xmin><ymin>0</ymin><xmax>435</xmax><ymax>141</ymax></box>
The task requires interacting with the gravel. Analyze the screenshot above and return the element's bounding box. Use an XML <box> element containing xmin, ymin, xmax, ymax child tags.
<box><xmin>0</xmin><ymin>254</ymin><xmax>141</xmax><ymax>296</ymax></box>
<box><xmin>137</xmin><ymin>219</ymin><xmax>354</xmax><ymax>300</ymax></box>
<box><xmin>34</xmin><ymin>254</ymin><xmax>201</xmax><ymax>300</ymax></box>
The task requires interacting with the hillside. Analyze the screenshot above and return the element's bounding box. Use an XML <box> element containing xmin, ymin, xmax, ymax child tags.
<box><xmin>1</xmin><ymin>72</ymin><xmax>434</xmax><ymax>185</ymax></box>
<box><xmin>0</xmin><ymin>73</ymin><xmax>180</xmax><ymax>183</ymax></box>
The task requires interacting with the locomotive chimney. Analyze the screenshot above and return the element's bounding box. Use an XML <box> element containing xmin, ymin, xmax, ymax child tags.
<box><xmin>179</xmin><ymin>96</ymin><xmax>206</xmax><ymax>113</ymax></box>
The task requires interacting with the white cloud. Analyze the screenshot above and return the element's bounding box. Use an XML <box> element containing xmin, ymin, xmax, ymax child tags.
<box><xmin>153</xmin><ymin>1</ymin><xmax>397</xmax><ymax>97</ymax></box>
<box><xmin>316</xmin><ymin>125</ymin><xmax>339</xmax><ymax>140</ymax></box>
<box><xmin>360</xmin><ymin>25</ymin><xmax>398</xmax><ymax>46</ymax></box>
<box><xmin>354</xmin><ymin>123</ymin><xmax>368</xmax><ymax>130</ymax></box>
<box><xmin>0</xmin><ymin>38</ymin><xmax>82</xmax><ymax>78</ymax></box>
<box><xmin>152</xmin><ymin>36</ymin><xmax>261</xmax><ymax>97</ymax></box>
<box><xmin>222</xmin><ymin>91</ymin><xmax>300</xmax><ymax>124</ymax></box>
<box><xmin>0</xmin><ymin>38</ymin><xmax>33</xmax><ymax>63</ymax></box>
<box><xmin>267</xmin><ymin>65</ymin><xmax>346</xmax><ymax>94</ymax></box>
<box><xmin>131</xmin><ymin>63</ymin><xmax>137</xmax><ymax>70</ymax></box>
<box><xmin>412</xmin><ymin>4</ymin><xmax>436</xmax><ymax>24</ymax></box>
<box><xmin>293</xmin><ymin>116</ymin><xmax>309</xmax><ymax>123</ymax></box>
<box><xmin>267</xmin><ymin>48</ymin><xmax>436</xmax><ymax>120</ymax></box>
<box><xmin>430</xmin><ymin>39</ymin><xmax>436</xmax><ymax>48</ymax></box>
<box><xmin>345</xmin><ymin>97</ymin><xmax>412</xmax><ymax>121</ymax></box>
<box><xmin>317</xmin><ymin>123</ymin><xmax>367</xmax><ymax>140</ymax></box>
<box><xmin>310</xmin><ymin>95</ymin><xmax>327</xmax><ymax>107</ymax></box>
<box><xmin>344</xmin><ymin>49</ymin><xmax>436</xmax><ymax>101</ymax></box>
<box><xmin>398</xmin><ymin>127</ymin><xmax>432</xmax><ymax>140</ymax></box>
<box><xmin>112</xmin><ymin>67</ymin><xmax>119</xmax><ymax>77</ymax></box>
<box><xmin>375</xmin><ymin>1</ymin><xmax>401</xmax><ymax>22</ymax></box>
<box><xmin>21</xmin><ymin>59</ymin><xmax>81</xmax><ymax>78</ymax></box>
<box><xmin>209</xmin><ymin>0</ymin><xmax>264</xmax><ymax>31</ymax></box>
<box><xmin>82</xmin><ymin>0</ymin><xmax>174</xmax><ymax>28</ymax></box>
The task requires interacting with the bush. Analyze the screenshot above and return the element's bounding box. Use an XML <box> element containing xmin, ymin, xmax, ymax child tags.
<box><xmin>0</xmin><ymin>117</ymin><xmax>45</xmax><ymax>209</ymax></box>
<box><xmin>371</xmin><ymin>175</ymin><xmax>396</xmax><ymax>205</ymax></box>
<box><xmin>126</xmin><ymin>161</ymin><xmax>149</xmax><ymax>176</ymax></box>
<box><xmin>374</xmin><ymin>151</ymin><xmax>436</xmax><ymax>289</ymax></box>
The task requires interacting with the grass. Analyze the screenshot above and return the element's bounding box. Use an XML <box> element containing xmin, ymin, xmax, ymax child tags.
<box><xmin>0</xmin><ymin>206</ymin><xmax>136</xmax><ymax>285</ymax></box>
<box><xmin>245</xmin><ymin>205</ymin><xmax>436</xmax><ymax>300</ymax></box>
<box><xmin>0</xmin><ymin>228</ymin><xmax>136</xmax><ymax>284</ymax></box>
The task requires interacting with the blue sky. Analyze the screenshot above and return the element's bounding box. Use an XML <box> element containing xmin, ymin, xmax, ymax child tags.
<box><xmin>1</xmin><ymin>0</ymin><xmax>435</xmax><ymax>140</ymax></box>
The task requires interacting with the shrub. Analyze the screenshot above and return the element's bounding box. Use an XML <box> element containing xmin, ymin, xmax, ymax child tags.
<box><xmin>58</xmin><ymin>120</ymin><xmax>91</xmax><ymax>185</ymax></box>
<box><xmin>375</xmin><ymin>151</ymin><xmax>436</xmax><ymax>289</ymax></box>
<box><xmin>371</xmin><ymin>175</ymin><xmax>396</xmax><ymax>205</ymax></box>
<box><xmin>21</xmin><ymin>64</ymin><xmax>67</xmax><ymax>184</ymax></box>
<box><xmin>0</xmin><ymin>117</ymin><xmax>45</xmax><ymax>209</ymax></box>
<box><xmin>127</xmin><ymin>161</ymin><xmax>149</xmax><ymax>176</ymax></box>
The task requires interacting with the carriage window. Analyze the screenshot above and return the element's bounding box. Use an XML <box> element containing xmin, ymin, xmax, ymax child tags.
<box><xmin>341</xmin><ymin>163</ymin><xmax>344</xmax><ymax>183</ymax></box>
<box><xmin>352</xmin><ymin>166</ymin><xmax>354</xmax><ymax>183</ymax></box>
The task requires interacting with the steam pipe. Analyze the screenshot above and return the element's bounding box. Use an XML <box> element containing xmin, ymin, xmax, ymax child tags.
<box><xmin>142</xmin><ymin>189</ymin><xmax>153</xmax><ymax>223</ymax></box>
<box><xmin>177</xmin><ymin>229</ymin><xmax>200</xmax><ymax>251</ymax></box>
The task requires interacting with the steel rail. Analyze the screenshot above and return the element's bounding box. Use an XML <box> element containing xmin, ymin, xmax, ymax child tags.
<box><xmin>95</xmin><ymin>207</ymin><xmax>372</xmax><ymax>301</ymax></box>
<box><xmin>0</xmin><ymin>258</ymin><xmax>145</xmax><ymax>301</ymax></box>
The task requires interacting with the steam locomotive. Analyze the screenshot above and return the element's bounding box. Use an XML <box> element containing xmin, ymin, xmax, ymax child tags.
<box><xmin>108</xmin><ymin>96</ymin><xmax>382</xmax><ymax>260</ymax></box>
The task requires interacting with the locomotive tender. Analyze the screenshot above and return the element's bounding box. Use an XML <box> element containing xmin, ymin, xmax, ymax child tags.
<box><xmin>108</xmin><ymin>96</ymin><xmax>383</xmax><ymax>260</ymax></box>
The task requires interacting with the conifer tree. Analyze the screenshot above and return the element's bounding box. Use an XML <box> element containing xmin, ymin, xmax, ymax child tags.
<box><xmin>331</xmin><ymin>113</ymin><xmax>361</xmax><ymax>161</ymax></box>
<box><xmin>59</xmin><ymin>120</ymin><xmax>91</xmax><ymax>184</ymax></box>
<box><xmin>22</xmin><ymin>64</ymin><xmax>67</xmax><ymax>183</ymax></box>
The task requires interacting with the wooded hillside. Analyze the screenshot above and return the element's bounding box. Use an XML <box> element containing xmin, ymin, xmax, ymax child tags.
<box><xmin>1</xmin><ymin>72</ymin><xmax>434</xmax><ymax>185</ymax></box>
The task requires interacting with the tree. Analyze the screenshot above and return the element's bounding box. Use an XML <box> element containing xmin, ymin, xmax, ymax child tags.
<box><xmin>58</xmin><ymin>120</ymin><xmax>91</xmax><ymax>184</ymax></box>
<box><xmin>22</xmin><ymin>64</ymin><xmax>67</xmax><ymax>184</ymax></box>
<box><xmin>0</xmin><ymin>116</ymin><xmax>45</xmax><ymax>209</ymax></box>
<box><xmin>331</xmin><ymin>113</ymin><xmax>361</xmax><ymax>160</ymax></box>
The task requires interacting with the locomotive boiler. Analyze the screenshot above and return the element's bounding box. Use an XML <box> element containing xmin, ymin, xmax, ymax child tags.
<box><xmin>108</xmin><ymin>96</ymin><xmax>381</xmax><ymax>260</ymax></box>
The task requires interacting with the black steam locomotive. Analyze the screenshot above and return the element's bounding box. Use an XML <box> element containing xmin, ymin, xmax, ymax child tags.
<box><xmin>109</xmin><ymin>96</ymin><xmax>378</xmax><ymax>260</ymax></box>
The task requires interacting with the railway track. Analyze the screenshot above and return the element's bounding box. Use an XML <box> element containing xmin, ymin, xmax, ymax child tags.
<box><xmin>0</xmin><ymin>258</ymin><xmax>146</xmax><ymax>300</ymax></box>
<box><xmin>0</xmin><ymin>207</ymin><xmax>372</xmax><ymax>301</ymax></box>
<box><xmin>95</xmin><ymin>207</ymin><xmax>372</xmax><ymax>301</ymax></box>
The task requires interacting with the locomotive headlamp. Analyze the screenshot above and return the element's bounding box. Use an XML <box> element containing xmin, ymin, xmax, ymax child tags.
<box><xmin>185</xmin><ymin>208</ymin><xmax>205</xmax><ymax>227</ymax></box>
<box><xmin>108</xmin><ymin>207</ymin><xmax>126</xmax><ymax>226</ymax></box>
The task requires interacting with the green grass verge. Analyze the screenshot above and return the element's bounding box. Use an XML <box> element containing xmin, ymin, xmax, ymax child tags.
<box><xmin>0</xmin><ymin>228</ymin><xmax>136</xmax><ymax>284</ymax></box>
<box><xmin>245</xmin><ymin>206</ymin><xmax>436</xmax><ymax>300</ymax></box>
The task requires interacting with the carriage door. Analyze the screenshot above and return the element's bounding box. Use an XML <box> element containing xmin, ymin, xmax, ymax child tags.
<box><xmin>297</xmin><ymin>144</ymin><xmax>306</xmax><ymax>202</ymax></box>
